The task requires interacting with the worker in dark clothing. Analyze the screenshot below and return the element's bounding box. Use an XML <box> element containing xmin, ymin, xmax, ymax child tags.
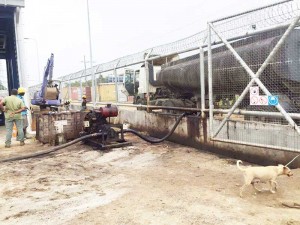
<box><xmin>64</xmin><ymin>99</ymin><xmax>71</xmax><ymax>111</ymax></box>
<box><xmin>0</xmin><ymin>89</ymin><xmax>26</xmax><ymax>148</ymax></box>
<box><xmin>81</xmin><ymin>95</ymin><xmax>87</xmax><ymax>111</ymax></box>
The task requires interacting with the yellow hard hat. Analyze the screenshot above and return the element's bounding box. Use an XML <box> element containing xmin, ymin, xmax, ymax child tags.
<box><xmin>18</xmin><ymin>87</ymin><xmax>26</xmax><ymax>94</ymax></box>
<box><xmin>82</xmin><ymin>95</ymin><xmax>86</xmax><ymax>99</ymax></box>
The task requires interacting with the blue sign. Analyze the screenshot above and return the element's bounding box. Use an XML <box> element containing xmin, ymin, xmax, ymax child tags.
<box><xmin>268</xmin><ymin>96</ymin><xmax>279</xmax><ymax>106</ymax></box>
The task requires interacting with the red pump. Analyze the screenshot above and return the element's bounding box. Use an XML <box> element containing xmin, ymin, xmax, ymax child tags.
<box><xmin>99</xmin><ymin>104</ymin><xmax>118</xmax><ymax>118</ymax></box>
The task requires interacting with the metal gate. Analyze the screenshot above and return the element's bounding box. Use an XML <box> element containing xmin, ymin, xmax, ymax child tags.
<box><xmin>207</xmin><ymin>0</ymin><xmax>300</xmax><ymax>152</ymax></box>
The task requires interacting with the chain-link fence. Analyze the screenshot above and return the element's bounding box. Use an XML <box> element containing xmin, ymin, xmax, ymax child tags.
<box><xmin>27</xmin><ymin>26</ymin><xmax>207</xmax><ymax>103</ymax></box>
<box><xmin>207</xmin><ymin>0</ymin><xmax>300</xmax><ymax>151</ymax></box>
<box><xmin>28</xmin><ymin>0</ymin><xmax>300</xmax><ymax>152</ymax></box>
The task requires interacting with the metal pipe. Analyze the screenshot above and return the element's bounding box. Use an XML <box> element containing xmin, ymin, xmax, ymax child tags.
<box><xmin>207</xmin><ymin>24</ymin><xmax>213</xmax><ymax>138</ymax></box>
<box><xmin>80</xmin><ymin>71</ymin><xmax>83</xmax><ymax>99</ymax></box>
<box><xmin>96</xmin><ymin>72</ymin><xmax>101</xmax><ymax>102</ymax></box>
<box><xmin>94</xmin><ymin>102</ymin><xmax>202</xmax><ymax>112</ymax></box>
<box><xmin>86</xmin><ymin>0</ymin><xmax>96</xmax><ymax>107</ymax></box>
<box><xmin>68</xmin><ymin>76</ymin><xmax>71</xmax><ymax>101</ymax></box>
<box><xmin>200</xmin><ymin>44</ymin><xmax>205</xmax><ymax>118</ymax></box>
<box><xmin>82</xmin><ymin>56</ymin><xmax>87</xmax><ymax>98</ymax></box>
<box><xmin>211</xmin><ymin>137</ymin><xmax>300</xmax><ymax>153</ymax></box>
<box><xmin>102</xmin><ymin>102</ymin><xmax>300</xmax><ymax>119</ymax></box>
<box><xmin>211</xmin><ymin>109</ymin><xmax>300</xmax><ymax>120</ymax></box>
<box><xmin>145</xmin><ymin>49</ymin><xmax>153</xmax><ymax>112</ymax></box>
<box><xmin>114</xmin><ymin>60</ymin><xmax>121</xmax><ymax>103</ymax></box>
<box><xmin>74</xmin><ymin>101</ymin><xmax>300</xmax><ymax>119</ymax></box>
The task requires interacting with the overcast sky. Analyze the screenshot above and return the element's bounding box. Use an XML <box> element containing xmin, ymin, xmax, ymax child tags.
<box><xmin>23</xmin><ymin>0</ymin><xmax>277</xmax><ymax>84</ymax></box>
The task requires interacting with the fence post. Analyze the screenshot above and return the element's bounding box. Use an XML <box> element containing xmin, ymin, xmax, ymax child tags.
<box><xmin>145</xmin><ymin>49</ymin><xmax>153</xmax><ymax>112</ymax></box>
<box><xmin>200</xmin><ymin>44</ymin><xmax>206</xmax><ymax>119</ymax></box>
<box><xmin>207</xmin><ymin>23</ymin><xmax>214</xmax><ymax>138</ymax></box>
<box><xmin>114</xmin><ymin>60</ymin><xmax>121</xmax><ymax>103</ymax></box>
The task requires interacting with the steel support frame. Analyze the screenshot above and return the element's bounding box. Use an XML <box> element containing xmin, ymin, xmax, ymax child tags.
<box><xmin>144</xmin><ymin>49</ymin><xmax>153</xmax><ymax>111</ymax></box>
<box><xmin>95</xmin><ymin>72</ymin><xmax>101</xmax><ymax>102</ymax></box>
<box><xmin>200</xmin><ymin>43</ymin><xmax>205</xmax><ymax>118</ymax></box>
<box><xmin>80</xmin><ymin>71</ymin><xmax>83</xmax><ymax>100</ymax></box>
<box><xmin>207</xmin><ymin>14</ymin><xmax>300</xmax><ymax>140</ymax></box>
<box><xmin>207</xmin><ymin>24</ymin><xmax>214</xmax><ymax>138</ymax></box>
<box><xmin>68</xmin><ymin>76</ymin><xmax>71</xmax><ymax>101</ymax></box>
<box><xmin>113</xmin><ymin>60</ymin><xmax>121</xmax><ymax>103</ymax></box>
<box><xmin>214</xmin><ymin>138</ymin><xmax>300</xmax><ymax>154</ymax></box>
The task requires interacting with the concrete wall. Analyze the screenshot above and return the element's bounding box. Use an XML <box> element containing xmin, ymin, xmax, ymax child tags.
<box><xmin>117</xmin><ymin>109</ymin><xmax>300</xmax><ymax>168</ymax></box>
<box><xmin>214</xmin><ymin>119</ymin><xmax>300</xmax><ymax>150</ymax></box>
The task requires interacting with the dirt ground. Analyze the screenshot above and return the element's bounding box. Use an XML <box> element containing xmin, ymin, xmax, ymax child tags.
<box><xmin>0</xmin><ymin>127</ymin><xmax>300</xmax><ymax>225</ymax></box>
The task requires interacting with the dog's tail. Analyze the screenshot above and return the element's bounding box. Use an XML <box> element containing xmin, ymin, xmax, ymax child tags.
<box><xmin>236</xmin><ymin>160</ymin><xmax>245</xmax><ymax>171</ymax></box>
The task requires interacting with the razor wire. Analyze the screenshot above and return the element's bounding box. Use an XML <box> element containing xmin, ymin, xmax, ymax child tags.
<box><xmin>50</xmin><ymin>1</ymin><xmax>299</xmax><ymax>82</ymax></box>
<box><xmin>29</xmin><ymin>1</ymin><xmax>300</xmax><ymax>103</ymax></box>
<box><xmin>211</xmin><ymin>0</ymin><xmax>300</xmax><ymax>43</ymax></box>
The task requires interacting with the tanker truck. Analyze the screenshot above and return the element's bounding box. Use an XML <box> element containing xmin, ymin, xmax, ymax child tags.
<box><xmin>142</xmin><ymin>27</ymin><xmax>300</xmax><ymax>113</ymax></box>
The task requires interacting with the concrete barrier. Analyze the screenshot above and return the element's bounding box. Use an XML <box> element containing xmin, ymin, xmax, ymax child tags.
<box><xmin>117</xmin><ymin>109</ymin><xmax>300</xmax><ymax>168</ymax></box>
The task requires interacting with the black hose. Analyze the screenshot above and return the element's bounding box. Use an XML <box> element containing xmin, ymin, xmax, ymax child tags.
<box><xmin>123</xmin><ymin>112</ymin><xmax>187</xmax><ymax>143</ymax></box>
<box><xmin>1</xmin><ymin>112</ymin><xmax>187</xmax><ymax>162</ymax></box>
<box><xmin>0</xmin><ymin>133</ymin><xmax>103</xmax><ymax>163</ymax></box>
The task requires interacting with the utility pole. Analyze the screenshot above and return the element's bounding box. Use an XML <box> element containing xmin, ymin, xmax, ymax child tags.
<box><xmin>86</xmin><ymin>0</ymin><xmax>96</xmax><ymax>106</ymax></box>
<box><xmin>80</xmin><ymin>55</ymin><xmax>96</xmax><ymax>99</ymax></box>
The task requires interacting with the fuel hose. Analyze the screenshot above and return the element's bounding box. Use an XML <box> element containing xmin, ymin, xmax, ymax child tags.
<box><xmin>0</xmin><ymin>133</ymin><xmax>102</xmax><ymax>163</ymax></box>
<box><xmin>123</xmin><ymin>112</ymin><xmax>187</xmax><ymax>143</ymax></box>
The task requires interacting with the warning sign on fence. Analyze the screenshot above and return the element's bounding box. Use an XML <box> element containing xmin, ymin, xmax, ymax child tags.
<box><xmin>250</xmin><ymin>96</ymin><xmax>258</xmax><ymax>105</ymax></box>
<box><xmin>259</xmin><ymin>96</ymin><xmax>268</xmax><ymax>105</ymax></box>
<box><xmin>249</xmin><ymin>86</ymin><xmax>278</xmax><ymax>106</ymax></box>
<box><xmin>250</xmin><ymin>86</ymin><xmax>259</xmax><ymax>96</ymax></box>
<box><xmin>268</xmin><ymin>96</ymin><xmax>279</xmax><ymax>106</ymax></box>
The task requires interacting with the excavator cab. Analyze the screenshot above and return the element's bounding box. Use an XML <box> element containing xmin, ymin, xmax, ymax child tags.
<box><xmin>31</xmin><ymin>53</ymin><xmax>62</xmax><ymax>109</ymax></box>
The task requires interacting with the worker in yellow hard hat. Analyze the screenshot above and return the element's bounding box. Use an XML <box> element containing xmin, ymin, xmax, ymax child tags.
<box><xmin>81</xmin><ymin>95</ymin><xmax>87</xmax><ymax>111</ymax></box>
<box><xmin>17</xmin><ymin>87</ymin><xmax>29</xmax><ymax>139</ymax></box>
<box><xmin>18</xmin><ymin>87</ymin><xmax>26</xmax><ymax>94</ymax></box>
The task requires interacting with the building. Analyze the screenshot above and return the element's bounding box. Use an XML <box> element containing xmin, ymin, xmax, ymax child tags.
<box><xmin>0</xmin><ymin>0</ymin><xmax>25</xmax><ymax>94</ymax></box>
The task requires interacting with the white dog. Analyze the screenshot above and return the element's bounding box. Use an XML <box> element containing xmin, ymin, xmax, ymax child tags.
<box><xmin>237</xmin><ymin>160</ymin><xmax>293</xmax><ymax>197</ymax></box>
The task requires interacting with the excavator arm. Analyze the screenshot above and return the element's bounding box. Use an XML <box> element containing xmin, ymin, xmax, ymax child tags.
<box><xmin>31</xmin><ymin>53</ymin><xmax>61</xmax><ymax>109</ymax></box>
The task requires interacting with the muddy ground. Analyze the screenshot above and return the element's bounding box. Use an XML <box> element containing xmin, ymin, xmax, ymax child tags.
<box><xmin>0</xmin><ymin>133</ymin><xmax>300</xmax><ymax>225</ymax></box>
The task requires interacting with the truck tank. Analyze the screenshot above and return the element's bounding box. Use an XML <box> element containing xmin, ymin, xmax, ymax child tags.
<box><xmin>152</xmin><ymin>28</ymin><xmax>300</xmax><ymax>103</ymax></box>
